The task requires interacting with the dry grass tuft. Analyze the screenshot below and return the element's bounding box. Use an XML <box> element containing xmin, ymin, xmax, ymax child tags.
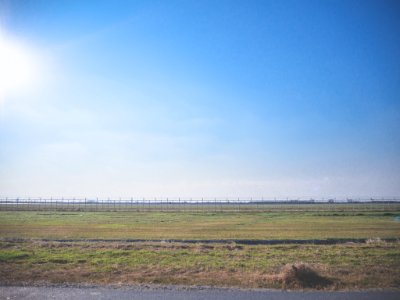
<box><xmin>279</xmin><ymin>263</ymin><xmax>332</xmax><ymax>289</ymax></box>
<box><xmin>366</xmin><ymin>237</ymin><xmax>385</xmax><ymax>244</ymax></box>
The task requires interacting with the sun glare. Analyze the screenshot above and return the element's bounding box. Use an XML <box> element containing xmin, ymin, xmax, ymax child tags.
<box><xmin>0</xmin><ymin>30</ymin><xmax>39</xmax><ymax>101</ymax></box>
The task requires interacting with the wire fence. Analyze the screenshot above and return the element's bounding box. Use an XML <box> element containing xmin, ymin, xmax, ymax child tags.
<box><xmin>1</xmin><ymin>197</ymin><xmax>400</xmax><ymax>212</ymax></box>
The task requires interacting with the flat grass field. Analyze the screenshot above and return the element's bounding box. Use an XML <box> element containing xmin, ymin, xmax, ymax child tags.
<box><xmin>0</xmin><ymin>210</ymin><xmax>400</xmax><ymax>240</ymax></box>
<box><xmin>1</xmin><ymin>209</ymin><xmax>400</xmax><ymax>289</ymax></box>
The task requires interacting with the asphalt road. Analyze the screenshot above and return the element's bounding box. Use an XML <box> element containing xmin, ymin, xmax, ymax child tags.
<box><xmin>1</xmin><ymin>286</ymin><xmax>399</xmax><ymax>300</ymax></box>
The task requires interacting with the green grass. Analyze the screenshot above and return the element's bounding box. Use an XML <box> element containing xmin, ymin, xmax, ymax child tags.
<box><xmin>0</xmin><ymin>210</ymin><xmax>399</xmax><ymax>240</ymax></box>
<box><xmin>1</xmin><ymin>209</ymin><xmax>400</xmax><ymax>289</ymax></box>
<box><xmin>1</xmin><ymin>241</ymin><xmax>399</xmax><ymax>289</ymax></box>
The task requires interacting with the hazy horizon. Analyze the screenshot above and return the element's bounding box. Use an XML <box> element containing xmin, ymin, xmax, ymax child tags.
<box><xmin>1</xmin><ymin>0</ymin><xmax>399</xmax><ymax>198</ymax></box>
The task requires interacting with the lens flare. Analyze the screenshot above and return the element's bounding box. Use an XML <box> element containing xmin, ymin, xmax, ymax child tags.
<box><xmin>0</xmin><ymin>30</ymin><xmax>39</xmax><ymax>101</ymax></box>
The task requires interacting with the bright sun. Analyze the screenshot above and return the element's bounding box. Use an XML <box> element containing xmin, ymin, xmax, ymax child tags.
<box><xmin>0</xmin><ymin>30</ymin><xmax>39</xmax><ymax>101</ymax></box>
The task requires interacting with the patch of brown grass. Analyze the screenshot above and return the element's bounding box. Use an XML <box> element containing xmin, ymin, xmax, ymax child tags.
<box><xmin>277</xmin><ymin>263</ymin><xmax>332</xmax><ymax>289</ymax></box>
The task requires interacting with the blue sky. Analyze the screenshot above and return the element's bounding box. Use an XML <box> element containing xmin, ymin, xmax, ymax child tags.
<box><xmin>0</xmin><ymin>0</ymin><xmax>399</xmax><ymax>198</ymax></box>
